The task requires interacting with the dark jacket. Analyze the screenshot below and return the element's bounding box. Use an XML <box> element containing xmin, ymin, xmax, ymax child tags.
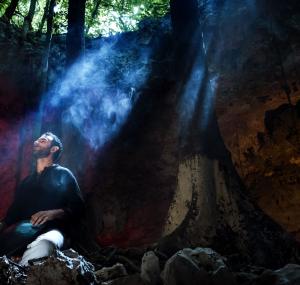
<box><xmin>0</xmin><ymin>164</ymin><xmax>85</xmax><ymax>256</ymax></box>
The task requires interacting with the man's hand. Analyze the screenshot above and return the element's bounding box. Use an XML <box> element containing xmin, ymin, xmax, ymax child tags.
<box><xmin>31</xmin><ymin>209</ymin><xmax>65</xmax><ymax>226</ymax></box>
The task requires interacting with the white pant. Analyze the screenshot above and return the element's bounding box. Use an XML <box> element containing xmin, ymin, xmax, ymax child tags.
<box><xmin>19</xmin><ymin>230</ymin><xmax>64</xmax><ymax>266</ymax></box>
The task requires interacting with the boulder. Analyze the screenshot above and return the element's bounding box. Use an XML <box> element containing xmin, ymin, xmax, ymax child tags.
<box><xmin>256</xmin><ymin>264</ymin><xmax>300</xmax><ymax>285</ymax></box>
<box><xmin>161</xmin><ymin>248</ymin><xmax>237</xmax><ymax>285</ymax></box>
<box><xmin>95</xmin><ymin>263</ymin><xmax>127</xmax><ymax>282</ymax></box>
<box><xmin>161</xmin><ymin>249</ymin><xmax>210</xmax><ymax>285</ymax></box>
<box><xmin>0</xmin><ymin>256</ymin><xmax>26</xmax><ymax>284</ymax></box>
<box><xmin>140</xmin><ymin>251</ymin><xmax>161</xmax><ymax>284</ymax></box>
<box><xmin>26</xmin><ymin>249</ymin><xmax>96</xmax><ymax>285</ymax></box>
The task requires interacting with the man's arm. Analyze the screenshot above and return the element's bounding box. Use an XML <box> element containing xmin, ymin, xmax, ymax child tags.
<box><xmin>30</xmin><ymin>209</ymin><xmax>65</xmax><ymax>226</ymax></box>
<box><xmin>30</xmin><ymin>169</ymin><xmax>85</xmax><ymax>226</ymax></box>
<box><xmin>62</xmin><ymin>170</ymin><xmax>85</xmax><ymax>220</ymax></box>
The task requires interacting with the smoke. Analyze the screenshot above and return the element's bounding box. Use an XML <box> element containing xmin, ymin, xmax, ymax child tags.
<box><xmin>178</xmin><ymin>52</ymin><xmax>205</xmax><ymax>133</ymax></box>
<box><xmin>200</xmin><ymin>74</ymin><xmax>218</xmax><ymax>130</ymax></box>
<box><xmin>179</xmin><ymin>0</ymin><xmax>260</xmax><ymax>134</ymax></box>
<box><xmin>178</xmin><ymin>50</ymin><xmax>219</xmax><ymax>134</ymax></box>
<box><xmin>43</xmin><ymin>36</ymin><xmax>152</xmax><ymax>149</ymax></box>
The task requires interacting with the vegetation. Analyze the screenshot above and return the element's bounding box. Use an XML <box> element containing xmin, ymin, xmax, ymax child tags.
<box><xmin>0</xmin><ymin>0</ymin><xmax>169</xmax><ymax>37</ymax></box>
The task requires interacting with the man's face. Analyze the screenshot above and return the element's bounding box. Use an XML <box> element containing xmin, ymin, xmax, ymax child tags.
<box><xmin>33</xmin><ymin>134</ymin><xmax>54</xmax><ymax>159</ymax></box>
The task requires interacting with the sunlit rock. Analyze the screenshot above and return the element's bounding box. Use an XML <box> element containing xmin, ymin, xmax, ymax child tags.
<box><xmin>0</xmin><ymin>256</ymin><xmax>26</xmax><ymax>284</ymax></box>
<box><xmin>26</xmin><ymin>249</ymin><xmax>96</xmax><ymax>285</ymax></box>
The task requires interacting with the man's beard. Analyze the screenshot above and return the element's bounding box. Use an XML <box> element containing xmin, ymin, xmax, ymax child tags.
<box><xmin>33</xmin><ymin>147</ymin><xmax>51</xmax><ymax>159</ymax></box>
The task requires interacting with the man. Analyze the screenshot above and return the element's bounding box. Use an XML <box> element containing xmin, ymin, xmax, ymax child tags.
<box><xmin>0</xmin><ymin>132</ymin><xmax>85</xmax><ymax>266</ymax></box>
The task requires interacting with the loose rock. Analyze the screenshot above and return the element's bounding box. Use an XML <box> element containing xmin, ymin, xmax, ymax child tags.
<box><xmin>161</xmin><ymin>248</ymin><xmax>237</xmax><ymax>285</ymax></box>
<box><xmin>26</xmin><ymin>249</ymin><xmax>96</xmax><ymax>285</ymax></box>
<box><xmin>140</xmin><ymin>251</ymin><xmax>161</xmax><ymax>284</ymax></box>
<box><xmin>95</xmin><ymin>263</ymin><xmax>127</xmax><ymax>282</ymax></box>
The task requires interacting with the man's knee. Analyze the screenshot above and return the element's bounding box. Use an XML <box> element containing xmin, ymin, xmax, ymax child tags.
<box><xmin>19</xmin><ymin>239</ymin><xmax>56</xmax><ymax>266</ymax></box>
<box><xmin>36</xmin><ymin>230</ymin><xmax>64</xmax><ymax>248</ymax></box>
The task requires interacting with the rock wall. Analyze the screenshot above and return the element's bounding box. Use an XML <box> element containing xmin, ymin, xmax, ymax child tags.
<box><xmin>211</xmin><ymin>0</ymin><xmax>300</xmax><ymax>240</ymax></box>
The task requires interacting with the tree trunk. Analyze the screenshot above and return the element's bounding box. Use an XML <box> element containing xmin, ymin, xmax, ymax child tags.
<box><xmin>158</xmin><ymin>0</ymin><xmax>300</xmax><ymax>268</ymax></box>
<box><xmin>34</xmin><ymin>0</ymin><xmax>56</xmax><ymax>137</ymax></box>
<box><xmin>22</xmin><ymin>0</ymin><xmax>38</xmax><ymax>39</ymax></box>
<box><xmin>60</xmin><ymin>0</ymin><xmax>87</xmax><ymax>179</ymax></box>
<box><xmin>38</xmin><ymin>0</ymin><xmax>50</xmax><ymax>34</ymax></box>
<box><xmin>40</xmin><ymin>0</ymin><xmax>56</xmax><ymax>86</ymax></box>
<box><xmin>66</xmin><ymin>0</ymin><xmax>86</xmax><ymax>66</ymax></box>
<box><xmin>86</xmin><ymin>0</ymin><xmax>102</xmax><ymax>35</ymax></box>
<box><xmin>1</xmin><ymin>0</ymin><xmax>19</xmax><ymax>22</ymax></box>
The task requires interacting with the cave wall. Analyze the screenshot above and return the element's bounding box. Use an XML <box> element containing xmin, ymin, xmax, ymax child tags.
<box><xmin>0</xmin><ymin>20</ymin><xmax>41</xmax><ymax>219</ymax></box>
<box><xmin>205</xmin><ymin>0</ymin><xmax>300</xmax><ymax>240</ymax></box>
<box><xmin>0</xmin><ymin>18</ymin><xmax>180</xmax><ymax>247</ymax></box>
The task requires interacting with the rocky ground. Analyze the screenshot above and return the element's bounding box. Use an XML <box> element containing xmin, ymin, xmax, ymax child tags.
<box><xmin>1</xmin><ymin>246</ymin><xmax>300</xmax><ymax>285</ymax></box>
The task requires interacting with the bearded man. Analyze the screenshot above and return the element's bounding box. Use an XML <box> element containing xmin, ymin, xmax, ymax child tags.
<box><xmin>0</xmin><ymin>132</ymin><xmax>85</xmax><ymax>266</ymax></box>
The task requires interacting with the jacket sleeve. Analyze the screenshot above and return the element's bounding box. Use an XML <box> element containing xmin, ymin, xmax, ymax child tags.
<box><xmin>61</xmin><ymin>170</ymin><xmax>85</xmax><ymax>221</ymax></box>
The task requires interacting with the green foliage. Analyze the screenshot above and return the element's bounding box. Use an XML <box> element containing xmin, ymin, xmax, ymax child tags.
<box><xmin>0</xmin><ymin>0</ymin><xmax>10</xmax><ymax>14</ymax></box>
<box><xmin>0</xmin><ymin>0</ymin><xmax>169</xmax><ymax>36</ymax></box>
<box><xmin>85</xmin><ymin>0</ymin><xmax>169</xmax><ymax>36</ymax></box>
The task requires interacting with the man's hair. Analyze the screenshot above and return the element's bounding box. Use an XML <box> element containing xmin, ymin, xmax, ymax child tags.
<box><xmin>43</xmin><ymin>132</ymin><xmax>63</xmax><ymax>162</ymax></box>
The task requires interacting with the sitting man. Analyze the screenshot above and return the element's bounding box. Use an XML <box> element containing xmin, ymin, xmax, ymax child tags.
<box><xmin>0</xmin><ymin>132</ymin><xmax>85</xmax><ymax>266</ymax></box>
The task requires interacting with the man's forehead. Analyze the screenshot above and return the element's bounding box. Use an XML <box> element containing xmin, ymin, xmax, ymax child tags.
<box><xmin>39</xmin><ymin>134</ymin><xmax>54</xmax><ymax>141</ymax></box>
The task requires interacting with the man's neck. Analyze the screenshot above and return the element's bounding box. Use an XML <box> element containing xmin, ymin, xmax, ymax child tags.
<box><xmin>36</xmin><ymin>157</ymin><xmax>54</xmax><ymax>174</ymax></box>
